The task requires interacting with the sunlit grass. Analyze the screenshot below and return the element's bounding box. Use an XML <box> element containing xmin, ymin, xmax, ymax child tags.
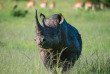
<box><xmin>0</xmin><ymin>0</ymin><xmax>110</xmax><ymax>74</ymax></box>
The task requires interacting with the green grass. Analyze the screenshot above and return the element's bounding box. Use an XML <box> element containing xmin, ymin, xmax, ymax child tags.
<box><xmin>0</xmin><ymin>0</ymin><xmax>110</xmax><ymax>74</ymax></box>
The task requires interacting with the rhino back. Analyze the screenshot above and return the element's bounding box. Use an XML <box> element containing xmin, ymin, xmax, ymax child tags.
<box><xmin>68</xmin><ymin>24</ymin><xmax>82</xmax><ymax>50</ymax></box>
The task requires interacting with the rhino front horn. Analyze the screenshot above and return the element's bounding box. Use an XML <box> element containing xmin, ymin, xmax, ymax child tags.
<box><xmin>35</xmin><ymin>10</ymin><xmax>42</xmax><ymax>32</ymax></box>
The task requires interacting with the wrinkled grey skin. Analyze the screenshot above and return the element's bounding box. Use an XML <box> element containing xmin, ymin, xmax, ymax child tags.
<box><xmin>34</xmin><ymin>10</ymin><xmax>82</xmax><ymax>74</ymax></box>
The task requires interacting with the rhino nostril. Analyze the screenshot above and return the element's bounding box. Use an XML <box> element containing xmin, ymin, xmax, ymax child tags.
<box><xmin>43</xmin><ymin>38</ymin><xmax>46</xmax><ymax>42</ymax></box>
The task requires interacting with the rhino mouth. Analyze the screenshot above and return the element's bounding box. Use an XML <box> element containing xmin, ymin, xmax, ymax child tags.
<box><xmin>40</xmin><ymin>45</ymin><xmax>50</xmax><ymax>49</ymax></box>
<box><xmin>39</xmin><ymin>43</ymin><xmax>52</xmax><ymax>49</ymax></box>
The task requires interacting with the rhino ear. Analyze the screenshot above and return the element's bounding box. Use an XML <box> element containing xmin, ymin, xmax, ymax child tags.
<box><xmin>58</xmin><ymin>14</ymin><xmax>64</xmax><ymax>24</ymax></box>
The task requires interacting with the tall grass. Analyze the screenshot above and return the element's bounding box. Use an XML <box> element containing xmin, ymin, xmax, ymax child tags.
<box><xmin>0</xmin><ymin>0</ymin><xmax>110</xmax><ymax>74</ymax></box>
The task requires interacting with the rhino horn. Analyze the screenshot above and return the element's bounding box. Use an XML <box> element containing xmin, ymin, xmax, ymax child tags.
<box><xmin>40</xmin><ymin>13</ymin><xmax>47</xmax><ymax>27</ymax></box>
<box><xmin>35</xmin><ymin>10</ymin><xmax>43</xmax><ymax>33</ymax></box>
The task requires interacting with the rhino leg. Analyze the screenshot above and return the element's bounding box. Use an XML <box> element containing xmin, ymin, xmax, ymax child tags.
<box><xmin>61</xmin><ymin>61</ymin><xmax>75</xmax><ymax>74</ymax></box>
<box><xmin>44</xmin><ymin>62</ymin><xmax>57</xmax><ymax>74</ymax></box>
<box><xmin>43</xmin><ymin>58</ymin><xmax>57</xmax><ymax>74</ymax></box>
<box><xmin>61</xmin><ymin>53</ymin><xmax>77</xmax><ymax>74</ymax></box>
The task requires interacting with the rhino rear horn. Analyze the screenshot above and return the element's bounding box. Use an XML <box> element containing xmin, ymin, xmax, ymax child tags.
<box><xmin>40</xmin><ymin>13</ymin><xmax>46</xmax><ymax>27</ymax></box>
<box><xmin>40</xmin><ymin>13</ymin><xmax>45</xmax><ymax>20</ymax></box>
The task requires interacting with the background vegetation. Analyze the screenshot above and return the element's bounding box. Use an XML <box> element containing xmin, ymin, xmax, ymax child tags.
<box><xmin>0</xmin><ymin>0</ymin><xmax>110</xmax><ymax>74</ymax></box>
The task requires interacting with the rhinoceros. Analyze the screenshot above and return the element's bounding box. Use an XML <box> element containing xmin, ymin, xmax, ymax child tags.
<box><xmin>34</xmin><ymin>10</ymin><xmax>82</xmax><ymax>74</ymax></box>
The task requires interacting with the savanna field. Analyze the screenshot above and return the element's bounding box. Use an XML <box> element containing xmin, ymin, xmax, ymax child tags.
<box><xmin>0</xmin><ymin>0</ymin><xmax>110</xmax><ymax>74</ymax></box>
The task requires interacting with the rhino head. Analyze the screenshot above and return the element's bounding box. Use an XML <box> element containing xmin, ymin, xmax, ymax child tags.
<box><xmin>34</xmin><ymin>10</ymin><xmax>64</xmax><ymax>49</ymax></box>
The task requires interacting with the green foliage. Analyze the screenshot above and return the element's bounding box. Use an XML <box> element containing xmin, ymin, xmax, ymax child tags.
<box><xmin>78</xmin><ymin>0</ymin><xmax>110</xmax><ymax>5</ymax></box>
<box><xmin>101</xmin><ymin>0</ymin><xmax>110</xmax><ymax>5</ymax></box>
